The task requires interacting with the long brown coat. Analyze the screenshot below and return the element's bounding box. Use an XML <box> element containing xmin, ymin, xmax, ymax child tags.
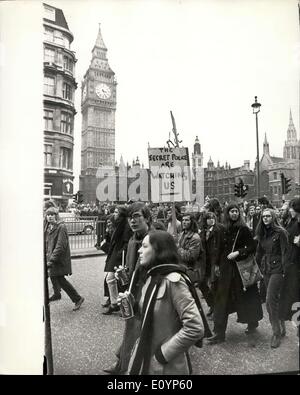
<box><xmin>45</xmin><ymin>221</ymin><xmax>72</xmax><ymax>277</ymax></box>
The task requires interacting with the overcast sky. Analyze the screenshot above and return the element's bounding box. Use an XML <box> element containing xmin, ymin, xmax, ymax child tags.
<box><xmin>48</xmin><ymin>0</ymin><xmax>299</xmax><ymax>189</ymax></box>
<box><xmin>0</xmin><ymin>0</ymin><xmax>299</xmax><ymax>373</ymax></box>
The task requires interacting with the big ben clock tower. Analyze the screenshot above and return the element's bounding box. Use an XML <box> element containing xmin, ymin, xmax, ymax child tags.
<box><xmin>80</xmin><ymin>24</ymin><xmax>117</xmax><ymax>202</ymax></box>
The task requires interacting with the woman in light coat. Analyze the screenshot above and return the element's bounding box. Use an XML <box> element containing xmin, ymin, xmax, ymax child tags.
<box><xmin>127</xmin><ymin>230</ymin><xmax>203</xmax><ymax>375</ymax></box>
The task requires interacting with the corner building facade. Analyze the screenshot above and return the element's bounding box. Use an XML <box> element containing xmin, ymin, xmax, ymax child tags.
<box><xmin>80</xmin><ymin>25</ymin><xmax>117</xmax><ymax>203</ymax></box>
<box><xmin>43</xmin><ymin>4</ymin><xmax>77</xmax><ymax>207</ymax></box>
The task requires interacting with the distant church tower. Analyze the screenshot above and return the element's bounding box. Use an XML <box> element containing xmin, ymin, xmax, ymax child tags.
<box><xmin>80</xmin><ymin>24</ymin><xmax>117</xmax><ymax>202</ymax></box>
<box><xmin>283</xmin><ymin>110</ymin><xmax>300</xmax><ymax>160</ymax></box>
<box><xmin>192</xmin><ymin>136</ymin><xmax>203</xmax><ymax>169</ymax></box>
<box><xmin>263</xmin><ymin>133</ymin><xmax>270</xmax><ymax>155</ymax></box>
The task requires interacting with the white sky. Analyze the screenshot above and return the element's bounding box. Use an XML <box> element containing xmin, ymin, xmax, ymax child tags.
<box><xmin>47</xmin><ymin>0</ymin><xmax>299</xmax><ymax>190</ymax></box>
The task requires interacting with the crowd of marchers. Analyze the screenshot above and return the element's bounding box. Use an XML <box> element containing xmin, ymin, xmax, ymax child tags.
<box><xmin>43</xmin><ymin>195</ymin><xmax>300</xmax><ymax>375</ymax></box>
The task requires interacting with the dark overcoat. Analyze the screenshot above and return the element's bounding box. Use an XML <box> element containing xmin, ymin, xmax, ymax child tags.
<box><xmin>46</xmin><ymin>221</ymin><xmax>72</xmax><ymax>277</ymax></box>
<box><xmin>255</xmin><ymin>227</ymin><xmax>288</xmax><ymax>275</ymax></box>
<box><xmin>104</xmin><ymin>222</ymin><xmax>132</xmax><ymax>272</ymax></box>
<box><xmin>200</xmin><ymin>223</ymin><xmax>225</xmax><ymax>282</ymax></box>
<box><xmin>214</xmin><ymin>224</ymin><xmax>263</xmax><ymax>326</ymax></box>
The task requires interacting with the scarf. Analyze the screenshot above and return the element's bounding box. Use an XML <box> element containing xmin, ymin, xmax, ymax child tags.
<box><xmin>129</xmin><ymin>264</ymin><xmax>212</xmax><ymax>375</ymax></box>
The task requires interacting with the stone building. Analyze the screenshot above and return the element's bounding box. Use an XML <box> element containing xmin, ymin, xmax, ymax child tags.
<box><xmin>43</xmin><ymin>3</ymin><xmax>77</xmax><ymax>207</ymax></box>
<box><xmin>80</xmin><ymin>25</ymin><xmax>117</xmax><ymax>203</ymax></box>
<box><xmin>258</xmin><ymin>110</ymin><xmax>300</xmax><ymax>205</ymax></box>
<box><xmin>204</xmin><ymin>158</ymin><xmax>255</xmax><ymax>204</ymax></box>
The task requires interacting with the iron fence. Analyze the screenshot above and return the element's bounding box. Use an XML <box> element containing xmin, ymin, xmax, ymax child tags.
<box><xmin>60</xmin><ymin>215</ymin><xmax>106</xmax><ymax>250</ymax></box>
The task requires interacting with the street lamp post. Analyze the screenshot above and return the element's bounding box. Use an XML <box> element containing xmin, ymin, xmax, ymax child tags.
<box><xmin>251</xmin><ymin>96</ymin><xmax>262</xmax><ymax>199</ymax></box>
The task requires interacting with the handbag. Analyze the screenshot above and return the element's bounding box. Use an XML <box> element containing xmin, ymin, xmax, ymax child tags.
<box><xmin>232</xmin><ymin>229</ymin><xmax>263</xmax><ymax>291</ymax></box>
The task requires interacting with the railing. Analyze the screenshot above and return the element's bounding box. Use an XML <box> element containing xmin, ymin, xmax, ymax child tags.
<box><xmin>60</xmin><ymin>216</ymin><xmax>106</xmax><ymax>250</ymax></box>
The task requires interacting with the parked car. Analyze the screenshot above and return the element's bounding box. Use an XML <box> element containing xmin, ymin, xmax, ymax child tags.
<box><xmin>59</xmin><ymin>213</ymin><xmax>96</xmax><ymax>235</ymax></box>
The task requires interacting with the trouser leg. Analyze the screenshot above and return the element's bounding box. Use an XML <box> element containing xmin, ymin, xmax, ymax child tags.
<box><xmin>213</xmin><ymin>313</ymin><xmax>228</xmax><ymax>338</ymax></box>
<box><xmin>106</xmin><ymin>272</ymin><xmax>119</xmax><ymax>305</ymax></box>
<box><xmin>265</xmin><ymin>273</ymin><xmax>284</xmax><ymax>336</ymax></box>
<box><xmin>199</xmin><ymin>280</ymin><xmax>214</xmax><ymax>308</ymax></box>
<box><xmin>56</xmin><ymin>276</ymin><xmax>81</xmax><ymax>303</ymax></box>
<box><xmin>50</xmin><ymin>276</ymin><xmax>62</xmax><ymax>296</ymax></box>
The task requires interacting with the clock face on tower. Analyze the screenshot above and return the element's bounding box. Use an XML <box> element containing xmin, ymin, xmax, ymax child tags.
<box><xmin>95</xmin><ymin>83</ymin><xmax>111</xmax><ymax>99</ymax></box>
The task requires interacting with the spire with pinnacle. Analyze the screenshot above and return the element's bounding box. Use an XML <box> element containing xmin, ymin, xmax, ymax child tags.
<box><xmin>94</xmin><ymin>23</ymin><xmax>107</xmax><ymax>51</ymax></box>
<box><xmin>263</xmin><ymin>133</ymin><xmax>270</xmax><ymax>155</ymax></box>
<box><xmin>287</xmin><ymin>109</ymin><xmax>297</xmax><ymax>142</ymax></box>
<box><xmin>88</xmin><ymin>23</ymin><xmax>114</xmax><ymax>77</ymax></box>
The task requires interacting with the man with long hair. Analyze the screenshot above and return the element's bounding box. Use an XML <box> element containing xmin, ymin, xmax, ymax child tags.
<box><xmin>103</xmin><ymin>202</ymin><xmax>152</xmax><ymax>374</ymax></box>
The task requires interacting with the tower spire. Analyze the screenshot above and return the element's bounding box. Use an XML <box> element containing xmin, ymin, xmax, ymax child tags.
<box><xmin>94</xmin><ymin>23</ymin><xmax>107</xmax><ymax>50</ymax></box>
<box><xmin>263</xmin><ymin>132</ymin><xmax>269</xmax><ymax>155</ymax></box>
<box><xmin>287</xmin><ymin>109</ymin><xmax>297</xmax><ymax>142</ymax></box>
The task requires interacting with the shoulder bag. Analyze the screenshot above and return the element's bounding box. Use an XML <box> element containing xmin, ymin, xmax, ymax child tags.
<box><xmin>232</xmin><ymin>229</ymin><xmax>263</xmax><ymax>291</ymax></box>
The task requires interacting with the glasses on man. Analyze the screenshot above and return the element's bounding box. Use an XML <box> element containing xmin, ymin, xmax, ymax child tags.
<box><xmin>130</xmin><ymin>212</ymin><xmax>143</xmax><ymax>220</ymax></box>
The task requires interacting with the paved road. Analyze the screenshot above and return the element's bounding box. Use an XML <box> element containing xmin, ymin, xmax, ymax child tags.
<box><xmin>50</xmin><ymin>256</ymin><xmax>299</xmax><ymax>375</ymax></box>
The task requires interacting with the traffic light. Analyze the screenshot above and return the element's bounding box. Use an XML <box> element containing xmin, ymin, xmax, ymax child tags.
<box><xmin>73</xmin><ymin>193</ymin><xmax>78</xmax><ymax>203</ymax></box>
<box><xmin>234</xmin><ymin>183</ymin><xmax>241</xmax><ymax>197</ymax></box>
<box><xmin>281</xmin><ymin>173</ymin><xmax>292</xmax><ymax>194</ymax></box>
<box><xmin>241</xmin><ymin>183</ymin><xmax>249</xmax><ymax>198</ymax></box>
<box><xmin>77</xmin><ymin>191</ymin><xmax>84</xmax><ymax>204</ymax></box>
<box><xmin>284</xmin><ymin>177</ymin><xmax>292</xmax><ymax>194</ymax></box>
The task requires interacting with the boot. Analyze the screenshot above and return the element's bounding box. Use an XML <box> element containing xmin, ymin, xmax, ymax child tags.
<box><xmin>271</xmin><ymin>334</ymin><xmax>281</xmax><ymax>348</ymax></box>
<box><xmin>101</xmin><ymin>298</ymin><xmax>111</xmax><ymax>308</ymax></box>
<box><xmin>270</xmin><ymin>315</ymin><xmax>281</xmax><ymax>348</ymax></box>
<box><xmin>102</xmin><ymin>304</ymin><xmax>120</xmax><ymax>315</ymax></box>
<box><xmin>279</xmin><ymin>320</ymin><xmax>286</xmax><ymax>337</ymax></box>
<box><xmin>49</xmin><ymin>294</ymin><xmax>61</xmax><ymax>302</ymax></box>
<box><xmin>206</xmin><ymin>333</ymin><xmax>225</xmax><ymax>345</ymax></box>
<box><xmin>103</xmin><ymin>360</ymin><xmax>121</xmax><ymax>374</ymax></box>
<box><xmin>245</xmin><ymin>321</ymin><xmax>258</xmax><ymax>335</ymax></box>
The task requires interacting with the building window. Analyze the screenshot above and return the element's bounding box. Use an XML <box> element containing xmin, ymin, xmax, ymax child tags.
<box><xmin>44</xmin><ymin>48</ymin><xmax>55</xmax><ymax>63</ymax></box>
<box><xmin>59</xmin><ymin>147</ymin><xmax>71</xmax><ymax>169</ymax></box>
<box><xmin>44</xmin><ymin>110</ymin><xmax>54</xmax><ymax>130</ymax></box>
<box><xmin>54</xmin><ymin>30</ymin><xmax>64</xmax><ymax>46</ymax></box>
<box><xmin>62</xmin><ymin>82</ymin><xmax>72</xmax><ymax>100</ymax></box>
<box><xmin>44</xmin><ymin>76</ymin><xmax>55</xmax><ymax>95</ymax></box>
<box><xmin>274</xmin><ymin>186</ymin><xmax>278</xmax><ymax>194</ymax></box>
<box><xmin>63</xmin><ymin>36</ymin><xmax>70</xmax><ymax>49</ymax></box>
<box><xmin>44</xmin><ymin>186</ymin><xmax>52</xmax><ymax>196</ymax></box>
<box><xmin>44</xmin><ymin>5</ymin><xmax>55</xmax><ymax>21</ymax></box>
<box><xmin>274</xmin><ymin>172</ymin><xmax>277</xmax><ymax>180</ymax></box>
<box><xmin>44</xmin><ymin>27</ymin><xmax>53</xmax><ymax>42</ymax></box>
<box><xmin>44</xmin><ymin>144</ymin><xmax>52</xmax><ymax>166</ymax></box>
<box><xmin>63</xmin><ymin>56</ymin><xmax>73</xmax><ymax>72</ymax></box>
<box><xmin>60</xmin><ymin>112</ymin><xmax>72</xmax><ymax>134</ymax></box>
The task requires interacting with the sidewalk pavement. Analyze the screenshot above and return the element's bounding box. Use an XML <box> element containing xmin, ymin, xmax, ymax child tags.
<box><xmin>71</xmin><ymin>248</ymin><xmax>105</xmax><ymax>259</ymax></box>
